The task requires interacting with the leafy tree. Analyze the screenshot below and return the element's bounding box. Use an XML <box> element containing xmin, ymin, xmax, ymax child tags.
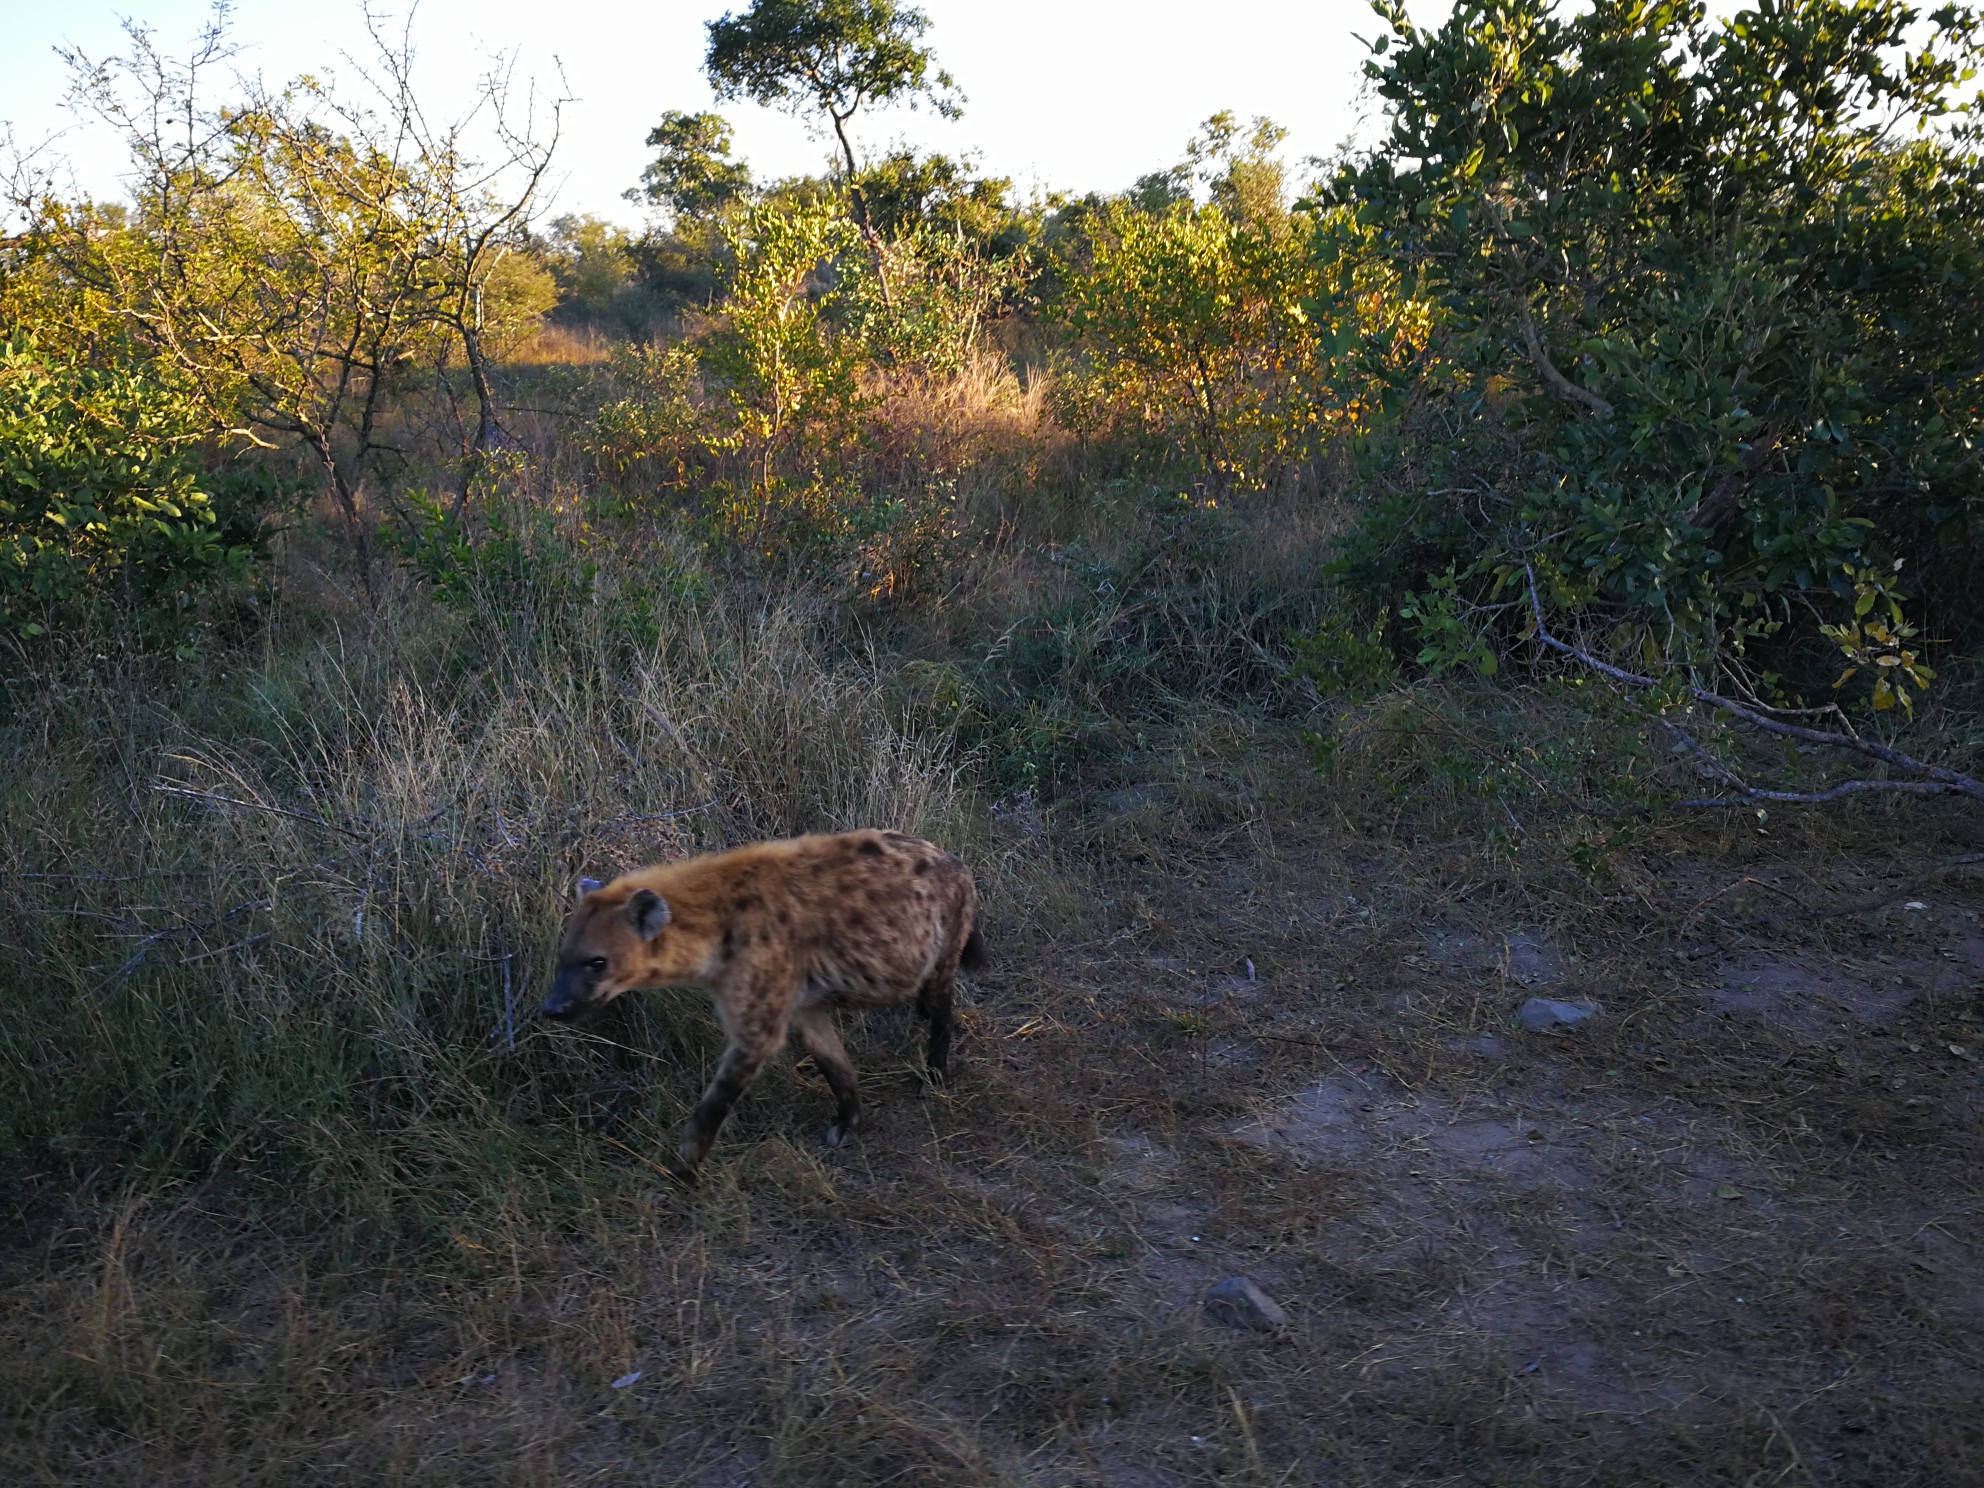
<box><xmin>700</xmin><ymin>198</ymin><xmax>867</xmax><ymax>536</ymax></box>
<box><xmin>1111</xmin><ymin>114</ymin><xmax>1289</xmax><ymax>225</ymax></box>
<box><xmin>854</xmin><ymin>149</ymin><xmax>1013</xmax><ymax>246</ymax></box>
<box><xmin>637</xmin><ymin>110</ymin><xmax>755</xmax><ymax>224</ymax></box>
<box><xmin>1126</xmin><ymin>171</ymin><xmax>1191</xmax><ymax>215</ymax></box>
<box><xmin>1327</xmin><ymin>0</ymin><xmax>1984</xmax><ymax>719</ymax></box>
<box><xmin>629</xmin><ymin>229</ymin><xmax>727</xmax><ymax>310</ymax></box>
<box><xmin>11</xmin><ymin>12</ymin><xmax>561</xmax><ymax>569</ymax></box>
<box><xmin>704</xmin><ymin>0</ymin><xmax>961</xmax><ymax>237</ymax></box>
<box><xmin>542</xmin><ymin>213</ymin><xmax>656</xmax><ymax>333</ymax></box>
<box><xmin>1052</xmin><ymin>113</ymin><xmax>1419</xmax><ymax>494</ymax></box>
<box><xmin>842</xmin><ymin>216</ymin><xmax>1031</xmax><ymax>372</ymax></box>
<box><xmin>1057</xmin><ymin>199</ymin><xmax>1402</xmax><ymax>494</ymax></box>
<box><xmin>626</xmin><ymin>112</ymin><xmax>756</xmax><ymax>316</ymax></box>
<box><xmin>1187</xmin><ymin>112</ymin><xmax>1291</xmax><ymax>229</ymax></box>
<box><xmin>543</xmin><ymin>215</ymin><xmax>637</xmax><ymax>309</ymax></box>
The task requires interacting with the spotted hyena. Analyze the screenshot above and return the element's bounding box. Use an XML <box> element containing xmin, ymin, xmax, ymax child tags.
<box><xmin>543</xmin><ymin>829</ymin><xmax>984</xmax><ymax>1179</ymax></box>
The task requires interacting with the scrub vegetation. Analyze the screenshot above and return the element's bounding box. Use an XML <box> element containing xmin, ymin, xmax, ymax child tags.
<box><xmin>2</xmin><ymin>1</ymin><xmax>1980</xmax><ymax>1482</ymax></box>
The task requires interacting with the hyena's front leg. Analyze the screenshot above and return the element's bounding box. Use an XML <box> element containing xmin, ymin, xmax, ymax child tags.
<box><xmin>677</xmin><ymin>1033</ymin><xmax>776</xmax><ymax>1177</ymax></box>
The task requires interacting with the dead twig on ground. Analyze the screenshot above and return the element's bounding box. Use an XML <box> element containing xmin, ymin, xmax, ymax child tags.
<box><xmin>153</xmin><ymin>783</ymin><xmax>370</xmax><ymax>839</ymax></box>
<box><xmin>1711</xmin><ymin>853</ymin><xmax>1984</xmax><ymax>925</ymax></box>
<box><xmin>1680</xmin><ymin>877</ymin><xmax>1815</xmax><ymax>932</ymax></box>
<box><xmin>1522</xmin><ymin>565</ymin><xmax>1984</xmax><ymax>805</ymax></box>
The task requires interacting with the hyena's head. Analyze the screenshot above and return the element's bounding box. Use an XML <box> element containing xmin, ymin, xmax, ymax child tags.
<box><xmin>542</xmin><ymin>877</ymin><xmax>677</xmax><ymax>1020</ymax></box>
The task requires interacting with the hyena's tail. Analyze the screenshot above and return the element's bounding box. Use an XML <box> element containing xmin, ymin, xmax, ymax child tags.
<box><xmin>959</xmin><ymin>925</ymin><xmax>988</xmax><ymax>972</ymax></box>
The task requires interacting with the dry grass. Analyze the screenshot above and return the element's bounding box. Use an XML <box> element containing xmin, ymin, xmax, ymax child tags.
<box><xmin>502</xmin><ymin>323</ymin><xmax>619</xmax><ymax>368</ymax></box>
<box><xmin>3</xmin><ymin>436</ymin><xmax>1981</xmax><ymax>1485</ymax></box>
<box><xmin>863</xmin><ymin>351</ymin><xmax>1056</xmax><ymax>482</ymax></box>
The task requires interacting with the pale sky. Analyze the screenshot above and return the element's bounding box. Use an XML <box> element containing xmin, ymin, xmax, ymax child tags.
<box><xmin>0</xmin><ymin>0</ymin><xmax>1430</xmax><ymax>228</ymax></box>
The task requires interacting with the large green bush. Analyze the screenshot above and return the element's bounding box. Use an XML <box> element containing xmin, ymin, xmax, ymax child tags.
<box><xmin>0</xmin><ymin>336</ymin><xmax>249</xmax><ymax>636</ymax></box>
<box><xmin>1326</xmin><ymin>0</ymin><xmax>1984</xmax><ymax>708</ymax></box>
<box><xmin>1054</xmin><ymin>202</ymin><xmax>1332</xmax><ymax>494</ymax></box>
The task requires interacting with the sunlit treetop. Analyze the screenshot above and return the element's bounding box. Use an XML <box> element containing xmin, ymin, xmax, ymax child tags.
<box><xmin>704</xmin><ymin>0</ymin><xmax>962</xmax><ymax>183</ymax></box>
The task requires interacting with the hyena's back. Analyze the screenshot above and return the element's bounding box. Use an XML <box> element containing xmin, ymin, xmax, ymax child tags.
<box><xmin>772</xmin><ymin>829</ymin><xmax>980</xmax><ymax>1008</ymax></box>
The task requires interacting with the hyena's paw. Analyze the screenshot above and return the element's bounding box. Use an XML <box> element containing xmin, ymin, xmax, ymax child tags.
<box><xmin>663</xmin><ymin>1157</ymin><xmax>702</xmax><ymax>1187</ymax></box>
<box><xmin>823</xmin><ymin>1123</ymin><xmax>855</xmax><ymax>1149</ymax></box>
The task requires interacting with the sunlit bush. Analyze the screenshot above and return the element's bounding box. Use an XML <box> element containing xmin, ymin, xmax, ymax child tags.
<box><xmin>0</xmin><ymin>337</ymin><xmax>251</xmax><ymax>637</ymax></box>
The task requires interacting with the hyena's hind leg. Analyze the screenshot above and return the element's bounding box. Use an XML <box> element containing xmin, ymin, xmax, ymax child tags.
<box><xmin>913</xmin><ymin>967</ymin><xmax>956</xmax><ymax>1085</ymax></box>
<box><xmin>791</xmin><ymin>1004</ymin><xmax>862</xmax><ymax>1147</ymax></box>
<box><xmin>918</xmin><ymin>919</ymin><xmax>982</xmax><ymax>1085</ymax></box>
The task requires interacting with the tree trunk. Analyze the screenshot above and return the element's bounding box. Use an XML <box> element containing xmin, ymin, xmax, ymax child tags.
<box><xmin>831</xmin><ymin>109</ymin><xmax>893</xmax><ymax>310</ymax></box>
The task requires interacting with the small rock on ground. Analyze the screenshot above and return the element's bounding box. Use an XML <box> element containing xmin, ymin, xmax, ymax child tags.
<box><xmin>1516</xmin><ymin>997</ymin><xmax>1602</xmax><ymax>1033</ymax></box>
<box><xmin>1204</xmin><ymin>1276</ymin><xmax>1290</xmax><ymax>1331</ymax></box>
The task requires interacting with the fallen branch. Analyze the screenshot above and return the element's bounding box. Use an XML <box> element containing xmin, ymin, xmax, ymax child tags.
<box><xmin>1676</xmin><ymin>780</ymin><xmax>1962</xmax><ymax>807</ymax></box>
<box><xmin>1695</xmin><ymin>853</ymin><xmax>1984</xmax><ymax>926</ymax></box>
<box><xmin>85</xmin><ymin>803</ymin><xmax>452</xmax><ymax>1005</ymax></box>
<box><xmin>1659</xmin><ymin>718</ymin><xmax>1962</xmax><ymax>805</ymax></box>
<box><xmin>153</xmin><ymin>783</ymin><xmax>369</xmax><ymax>838</ymax></box>
<box><xmin>1683</xmin><ymin>431</ymin><xmax>1782</xmax><ymax>531</ymax></box>
<box><xmin>90</xmin><ymin>894</ymin><xmax>273</xmax><ymax>1006</ymax></box>
<box><xmin>175</xmin><ymin>932</ymin><xmax>274</xmax><ymax>965</ymax></box>
<box><xmin>1523</xmin><ymin>566</ymin><xmax>1984</xmax><ymax>804</ymax></box>
<box><xmin>1680</xmin><ymin>875</ymin><xmax>1814</xmax><ymax>931</ymax></box>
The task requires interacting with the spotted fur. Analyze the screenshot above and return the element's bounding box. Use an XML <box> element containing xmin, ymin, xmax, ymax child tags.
<box><xmin>544</xmin><ymin>830</ymin><xmax>984</xmax><ymax>1178</ymax></box>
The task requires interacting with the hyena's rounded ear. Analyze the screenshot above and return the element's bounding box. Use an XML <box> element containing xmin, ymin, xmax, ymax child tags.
<box><xmin>624</xmin><ymin>888</ymin><xmax>671</xmax><ymax>940</ymax></box>
<box><xmin>576</xmin><ymin>876</ymin><xmax>604</xmax><ymax>900</ymax></box>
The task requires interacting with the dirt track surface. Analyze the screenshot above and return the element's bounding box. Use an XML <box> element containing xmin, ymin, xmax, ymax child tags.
<box><xmin>9</xmin><ymin>801</ymin><xmax>1980</xmax><ymax>1486</ymax></box>
<box><xmin>466</xmin><ymin>808</ymin><xmax>1982</xmax><ymax>1486</ymax></box>
<box><xmin>857</xmin><ymin>816</ymin><xmax>1984</xmax><ymax>1485</ymax></box>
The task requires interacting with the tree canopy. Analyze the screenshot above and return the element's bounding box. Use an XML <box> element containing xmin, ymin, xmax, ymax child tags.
<box><xmin>704</xmin><ymin>0</ymin><xmax>962</xmax><ymax>190</ymax></box>
<box><xmin>639</xmin><ymin>110</ymin><xmax>755</xmax><ymax>223</ymax></box>
<box><xmin>1321</xmin><ymin>0</ymin><xmax>1984</xmax><ymax>714</ymax></box>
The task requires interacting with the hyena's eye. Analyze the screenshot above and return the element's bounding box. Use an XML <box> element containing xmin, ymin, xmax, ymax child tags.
<box><xmin>586</xmin><ymin>956</ymin><xmax>608</xmax><ymax>972</ymax></box>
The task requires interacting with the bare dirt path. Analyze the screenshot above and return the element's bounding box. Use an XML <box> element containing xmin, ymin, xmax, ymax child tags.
<box><xmin>804</xmin><ymin>805</ymin><xmax>1984</xmax><ymax>1484</ymax></box>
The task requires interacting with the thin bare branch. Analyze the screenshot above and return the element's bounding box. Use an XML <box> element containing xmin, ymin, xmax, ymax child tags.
<box><xmin>153</xmin><ymin>783</ymin><xmax>369</xmax><ymax>838</ymax></box>
<box><xmin>1522</xmin><ymin>565</ymin><xmax>1984</xmax><ymax>803</ymax></box>
<box><xmin>1515</xmin><ymin>299</ymin><xmax>1613</xmax><ymax>420</ymax></box>
<box><xmin>1682</xmin><ymin>855</ymin><xmax>1984</xmax><ymax>928</ymax></box>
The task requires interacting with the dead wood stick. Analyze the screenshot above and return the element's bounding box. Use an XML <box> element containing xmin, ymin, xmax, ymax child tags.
<box><xmin>1515</xmin><ymin>300</ymin><xmax>1614</xmax><ymax>420</ymax></box>
<box><xmin>1522</xmin><ymin>566</ymin><xmax>1984</xmax><ymax>803</ymax></box>
<box><xmin>153</xmin><ymin>783</ymin><xmax>369</xmax><ymax>838</ymax></box>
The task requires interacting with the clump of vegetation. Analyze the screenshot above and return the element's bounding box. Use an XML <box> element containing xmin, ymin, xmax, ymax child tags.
<box><xmin>1326</xmin><ymin>0</ymin><xmax>1984</xmax><ymax>711</ymax></box>
<box><xmin>1</xmin><ymin>2</ymin><xmax>1981</xmax><ymax>1484</ymax></box>
<box><xmin>0</xmin><ymin>336</ymin><xmax>251</xmax><ymax>637</ymax></box>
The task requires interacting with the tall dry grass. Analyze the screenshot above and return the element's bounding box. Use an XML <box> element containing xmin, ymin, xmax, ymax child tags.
<box><xmin>0</xmin><ymin>574</ymin><xmax>970</xmax><ymax>1239</ymax></box>
<box><xmin>4</xmin><ymin>363</ymin><xmax>1979</xmax><ymax>1482</ymax></box>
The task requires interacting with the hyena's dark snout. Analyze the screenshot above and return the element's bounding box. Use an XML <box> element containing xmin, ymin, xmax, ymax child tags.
<box><xmin>541</xmin><ymin>968</ymin><xmax>602</xmax><ymax>1021</ymax></box>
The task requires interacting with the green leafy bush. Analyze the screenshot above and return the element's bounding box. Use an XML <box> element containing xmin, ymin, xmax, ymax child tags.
<box><xmin>1054</xmin><ymin>202</ymin><xmax>1330</xmax><ymax>493</ymax></box>
<box><xmin>580</xmin><ymin>343</ymin><xmax>711</xmax><ymax>494</ymax></box>
<box><xmin>1329</xmin><ymin>0</ymin><xmax>1984</xmax><ymax>704</ymax></box>
<box><xmin>844</xmin><ymin>224</ymin><xmax>1030</xmax><ymax>374</ymax></box>
<box><xmin>1054</xmin><ymin>194</ymin><xmax>1421</xmax><ymax>496</ymax></box>
<box><xmin>0</xmin><ymin>337</ymin><xmax>250</xmax><ymax>636</ymax></box>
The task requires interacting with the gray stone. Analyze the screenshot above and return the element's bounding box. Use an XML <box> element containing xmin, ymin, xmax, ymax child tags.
<box><xmin>1204</xmin><ymin>1276</ymin><xmax>1291</xmax><ymax>1331</ymax></box>
<box><xmin>1516</xmin><ymin>997</ymin><xmax>1602</xmax><ymax>1033</ymax></box>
